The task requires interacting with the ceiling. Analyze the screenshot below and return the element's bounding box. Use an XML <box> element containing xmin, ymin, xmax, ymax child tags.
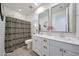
<box><xmin>4</xmin><ymin>3</ymin><xmax>43</xmax><ymax>16</ymax></box>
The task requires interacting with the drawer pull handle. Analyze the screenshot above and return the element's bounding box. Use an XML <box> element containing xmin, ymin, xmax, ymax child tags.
<box><xmin>60</xmin><ymin>49</ymin><xmax>63</xmax><ymax>51</ymax></box>
<box><xmin>64</xmin><ymin>50</ymin><xmax>66</xmax><ymax>53</ymax></box>
<box><xmin>43</xmin><ymin>54</ymin><xmax>46</xmax><ymax>56</ymax></box>
<box><xmin>43</xmin><ymin>46</ymin><xmax>47</xmax><ymax>49</ymax></box>
<box><xmin>43</xmin><ymin>40</ymin><xmax>47</xmax><ymax>42</ymax></box>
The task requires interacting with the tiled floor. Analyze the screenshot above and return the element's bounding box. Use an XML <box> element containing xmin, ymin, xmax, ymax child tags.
<box><xmin>5</xmin><ymin>46</ymin><xmax>38</xmax><ymax>56</ymax></box>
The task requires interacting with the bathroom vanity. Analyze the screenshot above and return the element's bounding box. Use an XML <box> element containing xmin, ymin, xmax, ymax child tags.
<box><xmin>32</xmin><ymin>34</ymin><xmax>79</xmax><ymax>56</ymax></box>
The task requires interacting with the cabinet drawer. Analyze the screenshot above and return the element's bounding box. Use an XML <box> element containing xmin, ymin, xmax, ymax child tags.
<box><xmin>42</xmin><ymin>38</ymin><xmax>49</xmax><ymax>43</ymax></box>
<box><xmin>42</xmin><ymin>45</ymin><xmax>49</xmax><ymax>51</ymax></box>
<box><xmin>50</xmin><ymin>40</ymin><xmax>79</xmax><ymax>55</ymax></box>
<box><xmin>33</xmin><ymin>36</ymin><xmax>38</xmax><ymax>40</ymax></box>
<box><xmin>41</xmin><ymin>38</ymin><xmax>49</xmax><ymax>56</ymax></box>
<box><xmin>42</xmin><ymin>38</ymin><xmax>49</xmax><ymax>46</ymax></box>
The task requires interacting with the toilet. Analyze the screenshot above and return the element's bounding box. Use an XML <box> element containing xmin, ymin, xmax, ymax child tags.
<box><xmin>25</xmin><ymin>39</ymin><xmax>32</xmax><ymax>49</ymax></box>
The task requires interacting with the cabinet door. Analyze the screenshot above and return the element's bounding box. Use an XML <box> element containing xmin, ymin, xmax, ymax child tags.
<box><xmin>50</xmin><ymin>46</ymin><xmax>62</xmax><ymax>56</ymax></box>
<box><xmin>36</xmin><ymin>37</ymin><xmax>41</xmax><ymax>55</ymax></box>
<box><xmin>32</xmin><ymin>38</ymin><xmax>37</xmax><ymax>52</ymax></box>
<box><xmin>63</xmin><ymin>50</ymin><xmax>79</xmax><ymax>56</ymax></box>
<box><xmin>50</xmin><ymin>40</ymin><xmax>62</xmax><ymax>56</ymax></box>
<box><xmin>32</xmin><ymin>36</ymin><xmax>41</xmax><ymax>55</ymax></box>
<box><xmin>50</xmin><ymin>45</ymin><xmax>62</xmax><ymax>56</ymax></box>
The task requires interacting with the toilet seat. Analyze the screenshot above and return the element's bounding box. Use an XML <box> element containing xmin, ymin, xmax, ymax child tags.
<box><xmin>25</xmin><ymin>39</ymin><xmax>32</xmax><ymax>44</ymax></box>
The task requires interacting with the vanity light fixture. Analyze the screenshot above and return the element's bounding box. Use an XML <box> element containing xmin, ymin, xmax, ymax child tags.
<box><xmin>35</xmin><ymin>7</ymin><xmax>44</xmax><ymax>14</ymax></box>
<box><xmin>34</xmin><ymin>23</ymin><xmax>37</xmax><ymax>27</ymax></box>
<box><xmin>18</xmin><ymin>9</ymin><xmax>22</xmax><ymax>12</ymax></box>
<box><xmin>34</xmin><ymin>3</ymin><xmax>38</xmax><ymax>6</ymax></box>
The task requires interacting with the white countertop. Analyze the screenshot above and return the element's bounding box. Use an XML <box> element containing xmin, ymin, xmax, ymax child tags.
<box><xmin>33</xmin><ymin>34</ymin><xmax>79</xmax><ymax>46</ymax></box>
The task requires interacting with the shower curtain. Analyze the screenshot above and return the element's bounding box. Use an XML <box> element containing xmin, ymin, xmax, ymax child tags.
<box><xmin>5</xmin><ymin>17</ymin><xmax>31</xmax><ymax>53</ymax></box>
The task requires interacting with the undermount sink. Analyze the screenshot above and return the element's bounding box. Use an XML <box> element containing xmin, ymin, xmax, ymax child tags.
<box><xmin>49</xmin><ymin>35</ymin><xmax>77</xmax><ymax>42</ymax></box>
<box><xmin>56</xmin><ymin>36</ymin><xmax>74</xmax><ymax>41</ymax></box>
<box><xmin>36</xmin><ymin>34</ymin><xmax>79</xmax><ymax>43</ymax></box>
<box><xmin>35</xmin><ymin>34</ymin><xmax>79</xmax><ymax>45</ymax></box>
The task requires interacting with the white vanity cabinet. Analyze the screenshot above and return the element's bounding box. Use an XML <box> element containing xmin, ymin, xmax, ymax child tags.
<box><xmin>32</xmin><ymin>36</ymin><xmax>49</xmax><ymax>56</ymax></box>
<box><xmin>32</xmin><ymin>35</ymin><xmax>79</xmax><ymax>56</ymax></box>
<box><xmin>49</xmin><ymin>40</ymin><xmax>79</xmax><ymax>56</ymax></box>
<box><xmin>32</xmin><ymin>36</ymin><xmax>42</xmax><ymax>55</ymax></box>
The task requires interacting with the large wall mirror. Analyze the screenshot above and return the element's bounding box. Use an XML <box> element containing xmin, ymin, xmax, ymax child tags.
<box><xmin>51</xmin><ymin>3</ymin><xmax>76</xmax><ymax>32</ymax></box>
<box><xmin>39</xmin><ymin>9</ymin><xmax>49</xmax><ymax>32</ymax></box>
<box><xmin>38</xmin><ymin>3</ymin><xmax>76</xmax><ymax>33</ymax></box>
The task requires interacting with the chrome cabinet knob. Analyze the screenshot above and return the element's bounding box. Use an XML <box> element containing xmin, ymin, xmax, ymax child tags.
<box><xmin>64</xmin><ymin>50</ymin><xmax>66</xmax><ymax>53</ymax></box>
<box><xmin>60</xmin><ymin>49</ymin><xmax>63</xmax><ymax>52</ymax></box>
<box><xmin>43</xmin><ymin>40</ymin><xmax>47</xmax><ymax>42</ymax></box>
<box><xmin>43</xmin><ymin>46</ymin><xmax>47</xmax><ymax>49</ymax></box>
<box><xmin>43</xmin><ymin>54</ymin><xmax>46</xmax><ymax>56</ymax></box>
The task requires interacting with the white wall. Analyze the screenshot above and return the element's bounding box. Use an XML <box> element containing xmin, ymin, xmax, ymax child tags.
<box><xmin>0</xmin><ymin>4</ymin><xmax>5</xmax><ymax>56</ymax></box>
<box><xmin>0</xmin><ymin>17</ymin><xmax>5</xmax><ymax>56</ymax></box>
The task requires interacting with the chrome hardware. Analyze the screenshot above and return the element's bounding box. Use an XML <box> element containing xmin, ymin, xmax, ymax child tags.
<box><xmin>60</xmin><ymin>49</ymin><xmax>63</xmax><ymax>51</ymax></box>
<box><xmin>43</xmin><ymin>46</ymin><xmax>47</xmax><ymax>49</ymax></box>
<box><xmin>64</xmin><ymin>50</ymin><xmax>66</xmax><ymax>53</ymax></box>
<box><xmin>43</xmin><ymin>54</ymin><xmax>46</xmax><ymax>56</ymax></box>
<box><xmin>43</xmin><ymin>40</ymin><xmax>47</xmax><ymax>42</ymax></box>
